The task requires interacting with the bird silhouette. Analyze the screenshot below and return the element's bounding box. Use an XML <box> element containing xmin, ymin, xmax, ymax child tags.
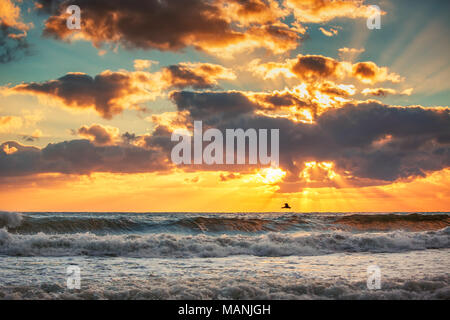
<box><xmin>282</xmin><ymin>203</ymin><xmax>291</xmax><ymax>209</ymax></box>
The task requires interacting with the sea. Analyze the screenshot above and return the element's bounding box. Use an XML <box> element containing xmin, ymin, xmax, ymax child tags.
<box><xmin>0</xmin><ymin>211</ymin><xmax>448</xmax><ymax>299</ymax></box>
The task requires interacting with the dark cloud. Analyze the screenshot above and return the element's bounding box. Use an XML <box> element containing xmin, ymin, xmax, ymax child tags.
<box><xmin>291</xmin><ymin>55</ymin><xmax>339</xmax><ymax>79</ymax></box>
<box><xmin>41</xmin><ymin>0</ymin><xmax>240</xmax><ymax>50</ymax></box>
<box><xmin>161</xmin><ymin>63</ymin><xmax>235</xmax><ymax>89</ymax></box>
<box><xmin>121</xmin><ymin>132</ymin><xmax>138</xmax><ymax>143</ymax></box>
<box><xmin>252</xmin><ymin>54</ymin><xmax>402</xmax><ymax>84</ymax></box>
<box><xmin>170</xmin><ymin>91</ymin><xmax>450</xmax><ymax>185</ymax></box>
<box><xmin>170</xmin><ymin>91</ymin><xmax>256</xmax><ymax>123</ymax></box>
<box><xmin>164</xmin><ymin>65</ymin><xmax>214</xmax><ymax>89</ymax></box>
<box><xmin>77</xmin><ymin>124</ymin><xmax>117</xmax><ymax>145</ymax></box>
<box><xmin>36</xmin><ymin>0</ymin><xmax>300</xmax><ymax>55</ymax></box>
<box><xmin>362</xmin><ymin>87</ymin><xmax>413</xmax><ymax>97</ymax></box>
<box><xmin>8</xmin><ymin>71</ymin><xmax>146</xmax><ymax>119</ymax></box>
<box><xmin>0</xmin><ymin>0</ymin><xmax>33</xmax><ymax>63</ymax></box>
<box><xmin>19</xmin><ymin>135</ymin><xmax>39</xmax><ymax>142</ymax></box>
<box><xmin>0</xmin><ymin>139</ymin><xmax>169</xmax><ymax>177</ymax></box>
<box><xmin>0</xmin><ymin>24</ymin><xmax>31</xmax><ymax>63</ymax></box>
<box><xmin>353</xmin><ymin>62</ymin><xmax>375</xmax><ymax>78</ymax></box>
<box><xmin>2</xmin><ymin>90</ymin><xmax>449</xmax><ymax>190</ymax></box>
<box><xmin>5</xmin><ymin>62</ymin><xmax>234</xmax><ymax>119</ymax></box>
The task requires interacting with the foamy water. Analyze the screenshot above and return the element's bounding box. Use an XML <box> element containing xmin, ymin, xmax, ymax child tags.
<box><xmin>0</xmin><ymin>212</ymin><xmax>449</xmax><ymax>299</ymax></box>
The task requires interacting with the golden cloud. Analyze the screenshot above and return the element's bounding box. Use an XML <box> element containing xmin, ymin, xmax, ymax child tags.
<box><xmin>250</xmin><ymin>54</ymin><xmax>403</xmax><ymax>84</ymax></box>
<box><xmin>286</xmin><ymin>0</ymin><xmax>383</xmax><ymax>23</ymax></box>
<box><xmin>1</xmin><ymin>62</ymin><xmax>235</xmax><ymax>119</ymax></box>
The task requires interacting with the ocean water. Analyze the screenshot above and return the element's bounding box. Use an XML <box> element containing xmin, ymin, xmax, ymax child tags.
<box><xmin>0</xmin><ymin>211</ymin><xmax>448</xmax><ymax>300</ymax></box>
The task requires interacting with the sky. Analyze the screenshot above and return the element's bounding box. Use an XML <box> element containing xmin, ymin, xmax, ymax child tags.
<box><xmin>0</xmin><ymin>0</ymin><xmax>449</xmax><ymax>212</ymax></box>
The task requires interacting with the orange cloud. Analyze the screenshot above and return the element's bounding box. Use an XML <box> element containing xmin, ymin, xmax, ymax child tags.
<box><xmin>37</xmin><ymin>0</ymin><xmax>302</xmax><ymax>57</ymax></box>
<box><xmin>0</xmin><ymin>111</ymin><xmax>43</xmax><ymax>133</ymax></box>
<box><xmin>161</xmin><ymin>62</ymin><xmax>236</xmax><ymax>89</ymax></box>
<box><xmin>2</xmin><ymin>143</ymin><xmax>17</xmax><ymax>155</ymax></box>
<box><xmin>0</xmin><ymin>0</ymin><xmax>32</xmax><ymax>35</ymax></box>
<box><xmin>352</xmin><ymin>61</ymin><xmax>402</xmax><ymax>84</ymax></box>
<box><xmin>319</xmin><ymin>27</ymin><xmax>339</xmax><ymax>37</ymax></box>
<box><xmin>286</xmin><ymin>0</ymin><xmax>383</xmax><ymax>23</ymax></box>
<box><xmin>221</xmin><ymin>0</ymin><xmax>288</xmax><ymax>26</ymax></box>
<box><xmin>1</xmin><ymin>62</ymin><xmax>235</xmax><ymax>118</ymax></box>
<box><xmin>133</xmin><ymin>59</ymin><xmax>158</xmax><ymax>71</ymax></box>
<box><xmin>0</xmin><ymin>0</ymin><xmax>33</xmax><ymax>62</ymax></box>
<box><xmin>362</xmin><ymin>87</ymin><xmax>414</xmax><ymax>97</ymax></box>
<box><xmin>245</xmin><ymin>81</ymin><xmax>355</xmax><ymax>123</ymax></box>
<box><xmin>0</xmin><ymin>115</ymin><xmax>23</xmax><ymax>133</ymax></box>
<box><xmin>77</xmin><ymin>124</ymin><xmax>120</xmax><ymax>145</ymax></box>
<box><xmin>250</xmin><ymin>54</ymin><xmax>403</xmax><ymax>84</ymax></box>
<box><xmin>3</xmin><ymin>71</ymin><xmax>159</xmax><ymax>119</ymax></box>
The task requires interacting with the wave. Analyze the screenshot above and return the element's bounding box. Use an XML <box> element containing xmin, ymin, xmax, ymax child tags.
<box><xmin>173</xmin><ymin>216</ymin><xmax>306</xmax><ymax>232</ymax></box>
<box><xmin>0</xmin><ymin>212</ymin><xmax>309</xmax><ymax>234</ymax></box>
<box><xmin>0</xmin><ymin>227</ymin><xmax>448</xmax><ymax>258</ymax></box>
<box><xmin>1</xmin><ymin>275</ymin><xmax>448</xmax><ymax>300</ymax></box>
<box><xmin>333</xmin><ymin>213</ymin><xmax>450</xmax><ymax>231</ymax></box>
<box><xmin>4</xmin><ymin>216</ymin><xmax>145</xmax><ymax>234</ymax></box>
<box><xmin>0</xmin><ymin>211</ymin><xmax>23</xmax><ymax>228</ymax></box>
<box><xmin>2</xmin><ymin>212</ymin><xmax>448</xmax><ymax>235</ymax></box>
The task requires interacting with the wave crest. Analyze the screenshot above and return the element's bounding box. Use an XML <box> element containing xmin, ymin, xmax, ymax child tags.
<box><xmin>0</xmin><ymin>212</ymin><xmax>23</xmax><ymax>228</ymax></box>
<box><xmin>334</xmin><ymin>213</ymin><xmax>450</xmax><ymax>231</ymax></box>
<box><xmin>0</xmin><ymin>227</ymin><xmax>448</xmax><ymax>258</ymax></box>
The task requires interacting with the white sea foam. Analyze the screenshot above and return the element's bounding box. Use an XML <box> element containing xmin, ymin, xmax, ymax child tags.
<box><xmin>0</xmin><ymin>227</ymin><xmax>448</xmax><ymax>258</ymax></box>
<box><xmin>0</xmin><ymin>211</ymin><xmax>23</xmax><ymax>228</ymax></box>
<box><xmin>0</xmin><ymin>275</ymin><xmax>448</xmax><ymax>300</ymax></box>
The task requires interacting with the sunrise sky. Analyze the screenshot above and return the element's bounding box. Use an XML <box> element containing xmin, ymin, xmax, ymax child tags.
<box><xmin>0</xmin><ymin>0</ymin><xmax>449</xmax><ymax>212</ymax></box>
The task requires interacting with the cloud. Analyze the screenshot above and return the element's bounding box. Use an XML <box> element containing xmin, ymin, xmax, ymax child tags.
<box><xmin>1</xmin><ymin>62</ymin><xmax>235</xmax><ymax>119</ymax></box>
<box><xmin>2</xmin><ymin>143</ymin><xmax>17</xmax><ymax>155</ymax></box>
<box><xmin>161</xmin><ymin>62</ymin><xmax>236</xmax><ymax>89</ymax></box>
<box><xmin>222</xmin><ymin>0</ymin><xmax>288</xmax><ymax>26</ymax></box>
<box><xmin>3</xmin><ymin>71</ymin><xmax>157</xmax><ymax>119</ymax></box>
<box><xmin>250</xmin><ymin>54</ymin><xmax>403</xmax><ymax>84</ymax></box>
<box><xmin>292</xmin><ymin>54</ymin><xmax>341</xmax><ymax>79</ymax></box>
<box><xmin>171</xmin><ymin>91</ymin><xmax>256</xmax><ymax>122</ymax></box>
<box><xmin>0</xmin><ymin>138</ymin><xmax>169</xmax><ymax>177</ymax></box>
<box><xmin>36</xmin><ymin>0</ymin><xmax>302</xmax><ymax>57</ymax></box>
<box><xmin>351</xmin><ymin>61</ymin><xmax>402</xmax><ymax>84</ymax></box>
<box><xmin>219</xmin><ymin>173</ymin><xmax>241</xmax><ymax>181</ymax></box>
<box><xmin>133</xmin><ymin>59</ymin><xmax>158</xmax><ymax>71</ymax></box>
<box><xmin>169</xmin><ymin>90</ymin><xmax>450</xmax><ymax>188</ymax></box>
<box><xmin>0</xmin><ymin>0</ymin><xmax>33</xmax><ymax>63</ymax></box>
<box><xmin>0</xmin><ymin>115</ymin><xmax>23</xmax><ymax>133</ymax></box>
<box><xmin>245</xmin><ymin>82</ymin><xmax>356</xmax><ymax>123</ymax></box>
<box><xmin>2</xmin><ymin>99</ymin><xmax>449</xmax><ymax>190</ymax></box>
<box><xmin>0</xmin><ymin>26</ymin><xmax>30</xmax><ymax>63</ymax></box>
<box><xmin>20</xmin><ymin>129</ymin><xmax>43</xmax><ymax>142</ymax></box>
<box><xmin>286</xmin><ymin>0</ymin><xmax>382</xmax><ymax>23</ymax></box>
<box><xmin>171</xmin><ymin>80</ymin><xmax>357</xmax><ymax>125</ymax></box>
<box><xmin>338</xmin><ymin>47</ymin><xmax>365</xmax><ymax>61</ymax></box>
<box><xmin>319</xmin><ymin>27</ymin><xmax>338</xmax><ymax>37</ymax></box>
<box><xmin>0</xmin><ymin>110</ymin><xmax>43</xmax><ymax>133</ymax></box>
<box><xmin>362</xmin><ymin>87</ymin><xmax>414</xmax><ymax>97</ymax></box>
<box><xmin>77</xmin><ymin>124</ymin><xmax>119</xmax><ymax>145</ymax></box>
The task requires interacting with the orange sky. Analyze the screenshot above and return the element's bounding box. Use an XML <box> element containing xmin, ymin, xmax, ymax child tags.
<box><xmin>1</xmin><ymin>168</ymin><xmax>448</xmax><ymax>212</ymax></box>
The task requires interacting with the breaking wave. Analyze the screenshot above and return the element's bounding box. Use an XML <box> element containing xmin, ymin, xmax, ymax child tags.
<box><xmin>1</xmin><ymin>275</ymin><xmax>448</xmax><ymax>300</ymax></box>
<box><xmin>333</xmin><ymin>213</ymin><xmax>450</xmax><ymax>231</ymax></box>
<box><xmin>0</xmin><ymin>211</ymin><xmax>23</xmax><ymax>229</ymax></box>
<box><xmin>1</xmin><ymin>212</ymin><xmax>448</xmax><ymax>235</ymax></box>
<box><xmin>0</xmin><ymin>227</ymin><xmax>448</xmax><ymax>258</ymax></box>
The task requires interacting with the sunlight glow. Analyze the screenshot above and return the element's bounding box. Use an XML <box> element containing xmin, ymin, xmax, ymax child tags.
<box><xmin>255</xmin><ymin>167</ymin><xmax>287</xmax><ymax>184</ymax></box>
